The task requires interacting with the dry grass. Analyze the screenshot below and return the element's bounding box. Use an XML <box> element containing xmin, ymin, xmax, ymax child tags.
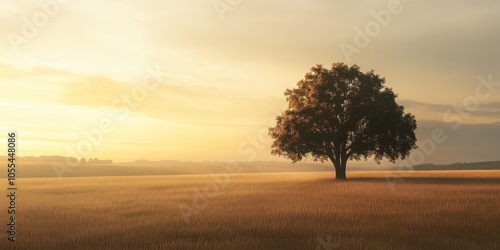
<box><xmin>1</xmin><ymin>170</ymin><xmax>500</xmax><ymax>249</ymax></box>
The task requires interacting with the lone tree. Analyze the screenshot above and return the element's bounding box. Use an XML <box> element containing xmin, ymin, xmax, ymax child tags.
<box><xmin>269</xmin><ymin>63</ymin><xmax>417</xmax><ymax>179</ymax></box>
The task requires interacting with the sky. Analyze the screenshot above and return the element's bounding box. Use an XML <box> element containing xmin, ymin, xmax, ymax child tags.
<box><xmin>0</xmin><ymin>0</ymin><xmax>499</xmax><ymax>165</ymax></box>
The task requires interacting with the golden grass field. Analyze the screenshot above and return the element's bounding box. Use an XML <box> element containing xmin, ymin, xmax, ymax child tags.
<box><xmin>1</xmin><ymin>170</ymin><xmax>500</xmax><ymax>249</ymax></box>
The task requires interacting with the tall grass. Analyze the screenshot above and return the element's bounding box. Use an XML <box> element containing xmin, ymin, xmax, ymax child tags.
<box><xmin>1</xmin><ymin>171</ymin><xmax>499</xmax><ymax>249</ymax></box>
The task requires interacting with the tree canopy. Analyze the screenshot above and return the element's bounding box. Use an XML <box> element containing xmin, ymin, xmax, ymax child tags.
<box><xmin>269</xmin><ymin>63</ymin><xmax>417</xmax><ymax>179</ymax></box>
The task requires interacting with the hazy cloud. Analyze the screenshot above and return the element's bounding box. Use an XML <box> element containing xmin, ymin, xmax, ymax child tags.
<box><xmin>401</xmin><ymin>100</ymin><xmax>500</xmax><ymax>124</ymax></box>
<box><xmin>414</xmin><ymin>120</ymin><xmax>500</xmax><ymax>164</ymax></box>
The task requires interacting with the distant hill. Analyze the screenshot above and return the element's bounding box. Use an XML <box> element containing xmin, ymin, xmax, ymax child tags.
<box><xmin>414</xmin><ymin>161</ymin><xmax>500</xmax><ymax>171</ymax></box>
<box><xmin>1</xmin><ymin>156</ymin><xmax>499</xmax><ymax>178</ymax></box>
<box><xmin>119</xmin><ymin>159</ymin><xmax>500</xmax><ymax>171</ymax></box>
<box><xmin>0</xmin><ymin>155</ymin><xmax>113</xmax><ymax>164</ymax></box>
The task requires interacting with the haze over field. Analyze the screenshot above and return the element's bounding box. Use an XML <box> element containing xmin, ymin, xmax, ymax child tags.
<box><xmin>1</xmin><ymin>1</ymin><xmax>500</xmax><ymax>165</ymax></box>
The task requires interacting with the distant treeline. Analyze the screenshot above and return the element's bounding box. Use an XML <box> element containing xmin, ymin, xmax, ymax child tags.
<box><xmin>0</xmin><ymin>155</ymin><xmax>113</xmax><ymax>164</ymax></box>
<box><xmin>414</xmin><ymin>161</ymin><xmax>500</xmax><ymax>170</ymax></box>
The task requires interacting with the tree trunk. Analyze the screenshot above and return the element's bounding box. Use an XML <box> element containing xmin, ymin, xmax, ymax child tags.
<box><xmin>330</xmin><ymin>149</ymin><xmax>347</xmax><ymax>180</ymax></box>
<box><xmin>332</xmin><ymin>154</ymin><xmax>348</xmax><ymax>180</ymax></box>
<box><xmin>335</xmin><ymin>164</ymin><xmax>346</xmax><ymax>179</ymax></box>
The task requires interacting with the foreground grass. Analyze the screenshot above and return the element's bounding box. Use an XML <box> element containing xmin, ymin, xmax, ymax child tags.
<box><xmin>1</xmin><ymin>171</ymin><xmax>499</xmax><ymax>249</ymax></box>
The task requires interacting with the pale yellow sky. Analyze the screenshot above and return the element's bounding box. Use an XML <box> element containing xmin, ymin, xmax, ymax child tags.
<box><xmin>1</xmin><ymin>0</ymin><xmax>499</xmax><ymax>164</ymax></box>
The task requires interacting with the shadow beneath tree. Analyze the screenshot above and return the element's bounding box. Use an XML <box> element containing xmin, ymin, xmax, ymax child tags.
<box><xmin>331</xmin><ymin>176</ymin><xmax>500</xmax><ymax>185</ymax></box>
